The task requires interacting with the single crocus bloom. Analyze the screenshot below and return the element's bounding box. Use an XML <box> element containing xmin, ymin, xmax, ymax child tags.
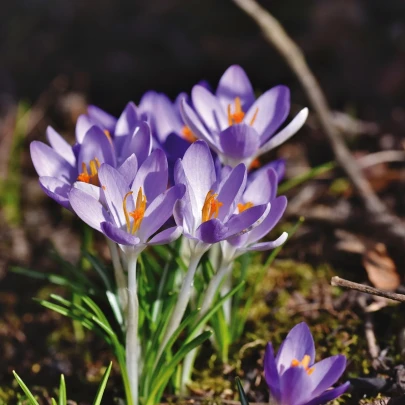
<box><xmin>181</xmin><ymin>65</ymin><xmax>308</xmax><ymax>167</ymax></box>
<box><xmin>69</xmin><ymin>149</ymin><xmax>184</xmax><ymax>254</ymax></box>
<box><xmin>264</xmin><ymin>323</ymin><xmax>349</xmax><ymax>405</ymax></box>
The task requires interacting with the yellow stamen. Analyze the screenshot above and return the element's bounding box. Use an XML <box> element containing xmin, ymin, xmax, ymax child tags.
<box><xmin>290</xmin><ymin>354</ymin><xmax>315</xmax><ymax>375</ymax></box>
<box><xmin>202</xmin><ymin>191</ymin><xmax>223</xmax><ymax>222</ymax></box>
<box><xmin>103</xmin><ymin>129</ymin><xmax>113</xmax><ymax>144</ymax></box>
<box><xmin>122</xmin><ymin>188</ymin><xmax>147</xmax><ymax>234</ymax></box>
<box><xmin>226</xmin><ymin>97</ymin><xmax>260</xmax><ymax>127</ymax></box>
<box><xmin>237</xmin><ymin>202</ymin><xmax>253</xmax><ymax>213</ymax></box>
<box><xmin>249</xmin><ymin>108</ymin><xmax>259</xmax><ymax>126</ymax></box>
<box><xmin>77</xmin><ymin>157</ymin><xmax>101</xmax><ymax>186</ymax></box>
<box><xmin>181</xmin><ymin>126</ymin><xmax>197</xmax><ymax>143</ymax></box>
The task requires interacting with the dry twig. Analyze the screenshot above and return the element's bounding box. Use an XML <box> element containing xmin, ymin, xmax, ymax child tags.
<box><xmin>232</xmin><ymin>0</ymin><xmax>405</xmax><ymax>247</ymax></box>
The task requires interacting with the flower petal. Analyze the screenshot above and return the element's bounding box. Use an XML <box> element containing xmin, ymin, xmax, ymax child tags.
<box><xmin>279</xmin><ymin>366</ymin><xmax>314</xmax><ymax>405</ymax></box>
<box><xmin>245</xmin><ymin>86</ymin><xmax>290</xmax><ymax>142</ymax></box>
<box><xmin>101</xmin><ymin>221</ymin><xmax>140</xmax><ymax>246</ymax></box>
<box><xmin>120</xmin><ymin>121</ymin><xmax>152</xmax><ymax>167</ymax></box>
<box><xmin>304</xmin><ymin>382</ymin><xmax>350</xmax><ymax>405</ymax></box>
<box><xmin>196</xmin><ymin>218</ymin><xmax>228</xmax><ymax>244</ymax></box>
<box><xmin>216</xmin><ymin>65</ymin><xmax>255</xmax><ymax>112</ymax></box>
<box><xmin>138</xmin><ymin>184</ymin><xmax>185</xmax><ymax>241</ymax></box>
<box><xmin>264</xmin><ymin>343</ymin><xmax>282</xmax><ymax>404</ymax></box>
<box><xmin>30</xmin><ymin>141</ymin><xmax>76</xmax><ymax>182</ymax></box>
<box><xmin>249</xmin><ymin>159</ymin><xmax>286</xmax><ymax>183</ymax></box>
<box><xmin>259</xmin><ymin>108</ymin><xmax>308</xmax><ymax>155</ymax></box>
<box><xmin>244</xmin><ymin>167</ymin><xmax>278</xmax><ymax>205</ymax></box>
<box><xmin>238</xmin><ymin>233</ymin><xmax>288</xmax><ymax>253</ymax></box>
<box><xmin>154</xmin><ymin>93</ymin><xmax>183</xmax><ymax>143</ymax></box>
<box><xmin>219</xmin><ymin>124</ymin><xmax>260</xmax><ymax>162</ymax></box>
<box><xmin>148</xmin><ymin>226</ymin><xmax>183</xmax><ymax>245</ymax></box>
<box><xmin>192</xmin><ymin>85</ymin><xmax>228</xmax><ymax>132</ymax></box>
<box><xmin>117</xmin><ymin>154</ymin><xmax>138</xmax><ymax>186</ymax></box>
<box><xmin>46</xmin><ymin>126</ymin><xmax>75</xmax><ymax>166</ymax></box>
<box><xmin>114</xmin><ymin>102</ymin><xmax>139</xmax><ymax>152</ymax></box>
<box><xmin>163</xmin><ymin>133</ymin><xmax>192</xmax><ymax>161</ymax></box>
<box><xmin>276</xmin><ymin>322</ymin><xmax>315</xmax><ymax>374</ymax></box>
<box><xmin>87</xmin><ymin>105</ymin><xmax>117</xmax><ymax>132</ymax></box>
<box><xmin>39</xmin><ymin>176</ymin><xmax>71</xmax><ymax>209</ymax></box>
<box><xmin>310</xmin><ymin>355</ymin><xmax>347</xmax><ymax>398</ymax></box>
<box><xmin>131</xmin><ymin>149</ymin><xmax>168</xmax><ymax>203</ymax></box>
<box><xmin>76</xmin><ymin>115</ymin><xmax>93</xmax><ymax>143</ymax></box>
<box><xmin>69</xmin><ymin>187</ymin><xmax>111</xmax><ymax>232</ymax></box>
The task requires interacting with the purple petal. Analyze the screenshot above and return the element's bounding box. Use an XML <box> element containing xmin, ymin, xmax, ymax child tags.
<box><xmin>244</xmin><ymin>167</ymin><xmax>278</xmax><ymax>205</ymax></box>
<box><xmin>259</xmin><ymin>108</ymin><xmax>308</xmax><ymax>155</ymax></box>
<box><xmin>154</xmin><ymin>93</ymin><xmax>183</xmax><ymax>143</ymax></box>
<box><xmin>240</xmin><ymin>233</ymin><xmax>288</xmax><ymax>252</ymax></box>
<box><xmin>114</xmin><ymin>102</ymin><xmax>139</xmax><ymax>154</ymax></box>
<box><xmin>276</xmin><ymin>322</ymin><xmax>315</xmax><ymax>374</ymax></box>
<box><xmin>216</xmin><ymin>163</ymin><xmax>247</xmax><ymax>221</ymax></box>
<box><xmin>73</xmin><ymin>181</ymin><xmax>103</xmax><ymax>203</ymax></box>
<box><xmin>196</xmin><ymin>218</ymin><xmax>228</xmax><ymax>244</ymax></box>
<box><xmin>245</xmin><ymin>86</ymin><xmax>290</xmax><ymax>143</ymax></box>
<box><xmin>310</xmin><ymin>355</ymin><xmax>347</xmax><ymax>398</ymax></box>
<box><xmin>69</xmin><ymin>187</ymin><xmax>111</xmax><ymax>232</ymax></box>
<box><xmin>216</xmin><ymin>65</ymin><xmax>255</xmax><ymax>112</ymax></box>
<box><xmin>180</xmin><ymin>99</ymin><xmax>217</xmax><ymax>149</ymax></box>
<box><xmin>30</xmin><ymin>141</ymin><xmax>76</xmax><ymax>182</ymax></box>
<box><xmin>101</xmin><ymin>221</ymin><xmax>140</xmax><ymax>246</ymax></box>
<box><xmin>131</xmin><ymin>149</ymin><xmax>168</xmax><ymax>203</ymax></box>
<box><xmin>39</xmin><ymin>176</ymin><xmax>71</xmax><ymax>209</ymax></box>
<box><xmin>279</xmin><ymin>366</ymin><xmax>313</xmax><ymax>405</ymax></box>
<box><xmin>305</xmin><ymin>382</ymin><xmax>350</xmax><ymax>405</ymax></box>
<box><xmin>264</xmin><ymin>343</ymin><xmax>282</xmax><ymax>403</ymax></box>
<box><xmin>219</xmin><ymin>124</ymin><xmax>260</xmax><ymax>161</ymax></box>
<box><xmin>87</xmin><ymin>105</ymin><xmax>117</xmax><ymax>132</ymax></box>
<box><xmin>223</xmin><ymin>203</ymin><xmax>269</xmax><ymax>239</ymax></box>
<box><xmin>192</xmin><ymin>85</ymin><xmax>228</xmax><ymax>132</ymax></box>
<box><xmin>148</xmin><ymin>226</ymin><xmax>183</xmax><ymax>245</ymax></box>
<box><xmin>117</xmin><ymin>154</ymin><xmax>138</xmax><ymax>186</ymax></box>
<box><xmin>138</xmin><ymin>184</ymin><xmax>185</xmax><ymax>241</ymax></box>
<box><xmin>163</xmin><ymin>133</ymin><xmax>191</xmax><ymax>161</ymax></box>
<box><xmin>79</xmin><ymin>126</ymin><xmax>116</xmax><ymax>169</ymax></box>
<box><xmin>173</xmin><ymin>198</ymin><xmax>193</xmax><ymax>235</ymax></box>
<box><xmin>46</xmin><ymin>126</ymin><xmax>75</xmax><ymax>166</ymax></box>
<box><xmin>180</xmin><ymin>140</ymin><xmax>217</xmax><ymax>225</ymax></box>
<box><xmin>245</xmin><ymin>196</ymin><xmax>287</xmax><ymax>245</ymax></box>
<box><xmin>120</xmin><ymin>121</ymin><xmax>152</xmax><ymax>167</ymax></box>
<box><xmin>249</xmin><ymin>159</ymin><xmax>286</xmax><ymax>183</ymax></box>
<box><xmin>98</xmin><ymin>164</ymin><xmax>132</xmax><ymax>228</ymax></box>
<box><xmin>76</xmin><ymin>115</ymin><xmax>93</xmax><ymax>143</ymax></box>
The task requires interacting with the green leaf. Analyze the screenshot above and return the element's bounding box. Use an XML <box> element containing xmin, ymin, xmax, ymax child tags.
<box><xmin>236</xmin><ymin>377</ymin><xmax>249</xmax><ymax>405</ymax></box>
<box><xmin>59</xmin><ymin>375</ymin><xmax>67</xmax><ymax>405</ymax></box>
<box><xmin>13</xmin><ymin>371</ymin><xmax>40</xmax><ymax>405</ymax></box>
<box><xmin>92</xmin><ymin>362</ymin><xmax>112</xmax><ymax>405</ymax></box>
<box><xmin>51</xmin><ymin>399</ymin><xmax>57</xmax><ymax>405</ymax></box>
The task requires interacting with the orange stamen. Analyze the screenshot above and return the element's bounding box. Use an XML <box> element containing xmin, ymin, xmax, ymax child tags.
<box><xmin>202</xmin><ymin>191</ymin><xmax>223</xmax><ymax>222</ymax></box>
<box><xmin>237</xmin><ymin>202</ymin><xmax>254</xmax><ymax>213</ymax></box>
<box><xmin>249</xmin><ymin>158</ymin><xmax>261</xmax><ymax>170</ymax></box>
<box><xmin>227</xmin><ymin>97</ymin><xmax>245</xmax><ymax>126</ymax></box>
<box><xmin>103</xmin><ymin>129</ymin><xmax>113</xmax><ymax>144</ymax></box>
<box><xmin>290</xmin><ymin>354</ymin><xmax>315</xmax><ymax>375</ymax></box>
<box><xmin>249</xmin><ymin>107</ymin><xmax>259</xmax><ymax>126</ymax></box>
<box><xmin>77</xmin><ymin>157</ymin><xmax>101</xmax><ymax>186</ymax></box>
<box><xmin>122</xmin><ymin>188</ymin><xmax>147</xmax><ymax>234</ymax></box>
<box><xmin>181</xmin><ymin>126</ymin><xmax>197</xmax><ymax>143</ymax></box>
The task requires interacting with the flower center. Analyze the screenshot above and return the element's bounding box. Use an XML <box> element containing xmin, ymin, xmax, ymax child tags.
<box><xmin>202</xmin><ymin>190</ymin><xmax>223</xmax><ymax>222</ymax></box>
<box><xmin>291</xmin><ymin>354</ymin><xmax>315</xmax><ymax>375</ymax></box>
<box><xmin>123</xmin><ymin>188</ymin><xmax>147</xmax><ymax>234</ymax></box>
<box><xmin>77</xmin><ymin>158</ymin><xmax>101</xmax><ymax>186</ymax></box>
<box><xmin>227</xmin><ymin>97</ymin><xmax>259</xmax><ymax>126</ymax></box>
<box><xmin>237</xmin><ymin>202</ymin><xmax>253</xmax><ymax>213</ymax></box>
<box><xmin>181</xmin><ymin>125</ymin><xmax>197</xmax><ymax>143</ymax></box>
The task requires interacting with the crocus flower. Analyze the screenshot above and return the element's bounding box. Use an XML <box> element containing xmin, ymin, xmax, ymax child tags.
<box><xmin>264</xmin><ymin>323</ymin><xmax>349</xmax><ymax>405</ymax></box>
<box><xmin>69</xmin><ymin>149</ymin><xmax>185</xmax><ymax>254</ymax></box>
<box><xmin>180</xmin><ymin>65</ymin><xmax>308</xmax><ymax>167</ymax></box>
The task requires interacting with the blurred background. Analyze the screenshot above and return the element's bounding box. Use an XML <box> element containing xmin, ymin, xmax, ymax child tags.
<box><xmin>1</xmin><ymin>0</ymin><xmax>405</xmax><ymax>401</ymax></box>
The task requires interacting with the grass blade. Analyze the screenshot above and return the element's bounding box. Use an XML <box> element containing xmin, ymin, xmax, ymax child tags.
<box><xmin>92</xmin><ymin>362</ymin><xmax>112</xmax><ymax>405</ymax></box>
<box><xmin>13</xmin><ymin>371</ymin><xmax>40</xmax><ymax>405</ymax></box>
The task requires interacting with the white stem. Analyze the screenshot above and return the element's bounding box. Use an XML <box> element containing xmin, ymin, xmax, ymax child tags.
<box><xmin>157</xmin><ymin>248</ymin><xmax>205</xmax><ymax>361</ymax></box>
<box><xmin>106</xmin><ymin>238</ymin><xmax>128</xmax><ymax>312</ymax></box>
<box><xmin>181</xmin><ymin>260</ymin><xmax>233</xmax><ymax>388</ymax></box>
<box><xmin>126</xmin><ymin>252</ymin><xmax>139</xmax><ymax>405</ymax></box>
<box><xmin>221</xmin><ymin>270</ymin><xmax>233</xmax><ymax>323</ymax></box>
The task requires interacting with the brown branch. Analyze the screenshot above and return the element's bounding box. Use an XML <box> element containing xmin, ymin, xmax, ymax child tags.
<box><xmin>331</xmin><ymin>276</ymin><xmax>405</xmax><ymax>303</ymax></box>
<box><xmin>232</xmin><ymin>0</ymin><xmax>405</xmax><ymax>246</ymax></box>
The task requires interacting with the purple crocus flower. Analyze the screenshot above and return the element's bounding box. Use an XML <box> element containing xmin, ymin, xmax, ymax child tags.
<box><xmin>264</xmin><ymin>323</ymin><xmax>349</xmax><ymax>405</ymax></box>
<box><xmin>68</xmin><ymin>149</ymin><xmax>185</xmax><ymax>254</ymax></box>
<box><xmin>180</xmin><ymin>65</ymin><xmax>308</xmax><ymax>167</ymax></box>
<box><xmin>173</xmin><ymin>140</ymin><xmax>270</xmax><ymax>246</ymax></box>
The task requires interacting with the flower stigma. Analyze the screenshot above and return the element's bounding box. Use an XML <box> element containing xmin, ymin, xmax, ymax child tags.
<box><xmin>181</xmin><ymin>125</ymin><xmax>197</xmax><ymax>143</ymax></box>
<box><xmin>237</xmin><ymin>202</ymin><xmax>253</xmax><ymax>213</ymax></box>
<box><xmin>202</xmin><ymin>190</ymin><xmax>223</xmax><ymax>222</ymax></box>
<box><xmin>123</xmin><ymin>188</ymin><xmax>147</xmax><ymax>234</ymax></box>
<box><xmin>227</xmin><ymin>97</ymin><xmax>259</xmax><ymax>126</ymax></box>
<box><xmin>291</xmin><ymin>354</ymin><xmax>315</xmax><ymax>375</ymax></box>
<box><xmin>77</xmin><ymin>158</ymin><xmax>101</xmax><ymax>186</ymax></box>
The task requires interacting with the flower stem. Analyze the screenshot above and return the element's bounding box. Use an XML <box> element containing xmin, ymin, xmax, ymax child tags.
<box><xmin>126</xmin><ymin>252</ymin><xmax>139</xmax><ymax>405</ymax></box>
<box><xmin>181</xmin><ymin>260</ymin><xmax>233</xmax><ymax>387</ymax></box>
<box><xmin>157</xmin><ymin>248</ymin><xmax>205</xmax><ymax>361</ymax></box>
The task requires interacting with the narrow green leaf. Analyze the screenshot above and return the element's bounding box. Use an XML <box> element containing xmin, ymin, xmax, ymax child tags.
<box><xmin>236</xmin><ymin>377</ymin><xmax>249</xmax><ymax>405</ymax></box>
<box><xmin>13</xmin><ymin>371</ymin><xmax>40</xmax><ymax>405</ymax></box>
<box><xmin>51</xmin><ymin>398</ymin><xmax>57</xmax><ymax>405</ymax></box>
<box><xmin>59</xmin><ymin>375</ymin><xmax>66</xmax><ymax>405</ymax></box>
<box><xmin>92</xmin><ymin>362</ymin><xmax>112</xmax><ymax>405</ymax></box>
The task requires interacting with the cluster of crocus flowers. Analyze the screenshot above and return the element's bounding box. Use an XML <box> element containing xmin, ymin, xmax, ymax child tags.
<box><xmin>30</xmin><ymin>65</ymin><xmax>310</xmax><ymax>405</ymax></box>
<box><xmin>264</xmin><ymin>323</ymin><xmax>349</xmax><ymax>405</ymax></box>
